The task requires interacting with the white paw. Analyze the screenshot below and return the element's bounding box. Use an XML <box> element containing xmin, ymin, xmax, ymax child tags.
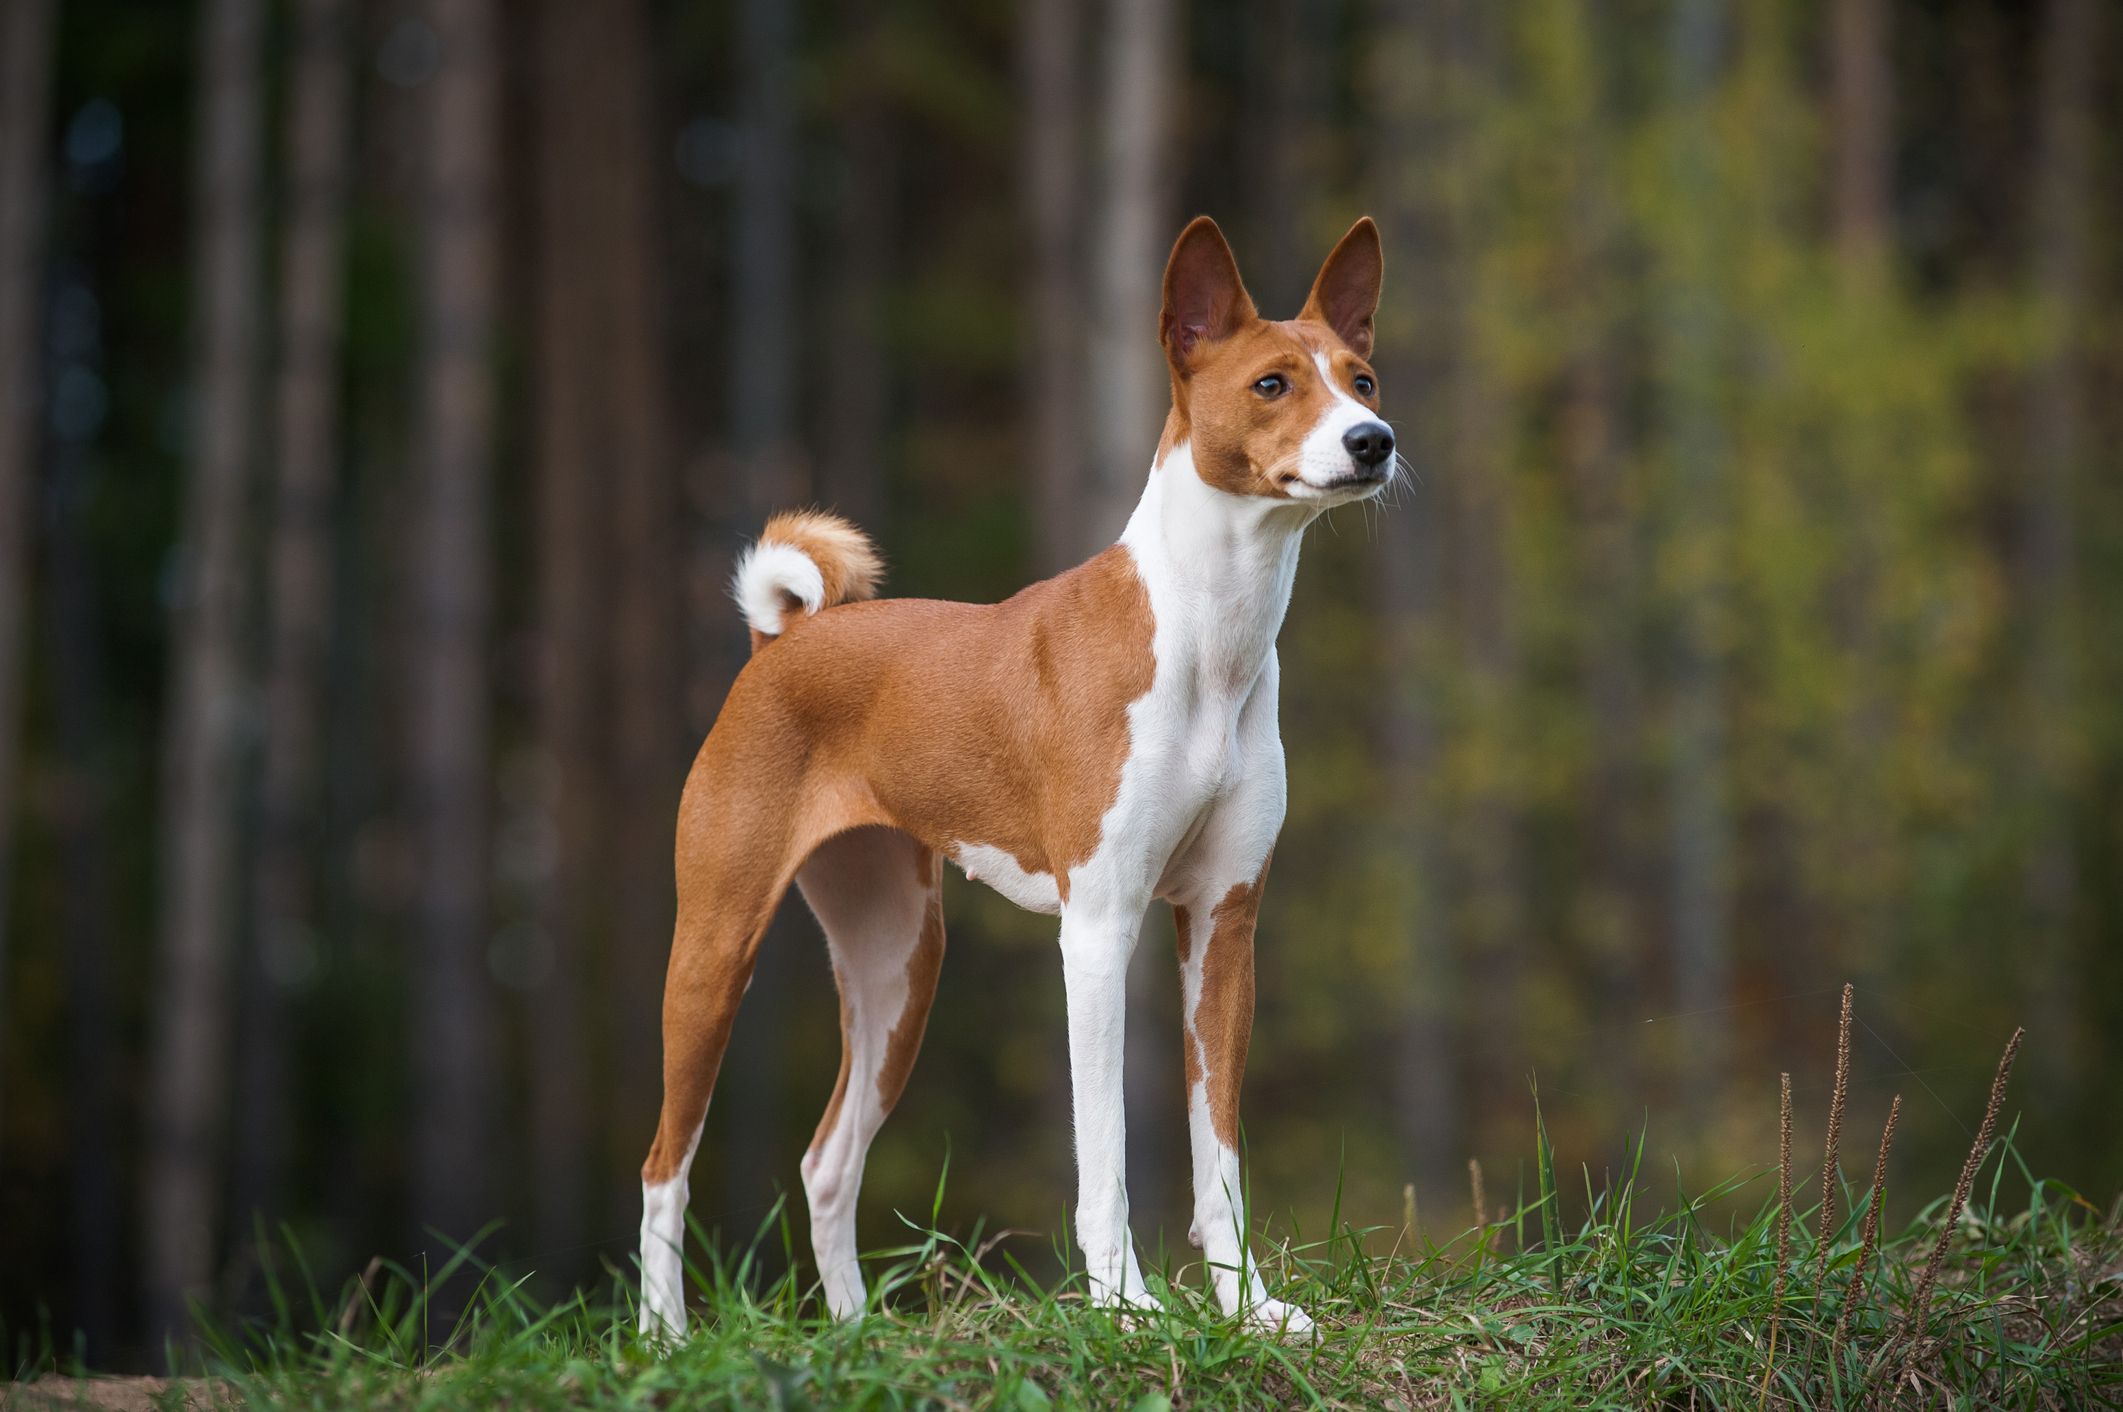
<box><xmin>820</xmin><ymin>1263</ymin><xmax>867</xmax><ymax>1321</ymax></box>
<box><xmin>1084</xmin><ymin>1249</ymin><xmax>1164</xmax><ymax>1321</ymax></box>
<box><xmin>1240</xmin><ymin>1298</ymin><xmax>1316</xmax><ymax>1338</ymax></box>
<box><xmin>1091</xmin><ymin>1285</ymin><xmax>1165</xmax><ymax>1325</ymax></box>
<box><xmin>637</xmin><ymin>1298</ymin><xmax>686</xmax><ymax>1345</ymax></box>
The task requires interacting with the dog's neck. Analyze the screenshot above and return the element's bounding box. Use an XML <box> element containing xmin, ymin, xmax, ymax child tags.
<box><xmin>1118</xmin><ymin>437</ymin><xmax>1320</xmax><ymax>698</ymax></box>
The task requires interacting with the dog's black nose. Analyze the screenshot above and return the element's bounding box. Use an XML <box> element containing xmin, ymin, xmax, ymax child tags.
<box><xmin>1343</xmin><ymin>421</ymin><xmax>1394</xmax><ymax>467</ymax></box>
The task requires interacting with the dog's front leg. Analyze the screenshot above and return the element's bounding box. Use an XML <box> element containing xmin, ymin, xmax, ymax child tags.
<box><xmin>1175</xmin><ymin>863</ymin><xmax>1314</xmax><ymax>1336</ymax></box>
<box><xmin>1057</xmin><ymin>902</ymin><xmax>1160</xmax><ymax>1313</ymax></box>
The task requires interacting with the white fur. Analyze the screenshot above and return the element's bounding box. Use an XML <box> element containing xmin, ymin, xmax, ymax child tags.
<box><xmin>638</xmin><ymin>1122</ymin><xmax>702</xmax><ymax>1339</ymax></box>
<box><xmin>951</xmin><ymin>842</ymin><xmax>1063</xmax><ymax>914</ymax></box>
<box><xmin>1286</xmin><ymin>351</ymin><xmax>1393</xmax><ymax>503</ymax></box>
<box><xmin>794</xmin><ymin>828</ymin><xmax>934</xmax><ymax>1318</ymax></box>
<box><xmin>732</xmin><ymin>540</ymin><xmax>826</xmax><ymax>637</ymax></box>
<box><xmin>672</xmin><ymin>410</ymin><xmax>1373</xmax><ymax>1335</ymax></box>
<box><xmin>1013</xmin><ymin>437</ymin><xmax>1367</xmax><ymax>1328</ymax></box>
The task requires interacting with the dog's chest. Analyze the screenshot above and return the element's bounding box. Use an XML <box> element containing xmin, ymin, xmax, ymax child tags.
<box><xmin>1118</xmin><ymin>645</ymin><xmax>1267</xmax><ymax>846</ymax></box>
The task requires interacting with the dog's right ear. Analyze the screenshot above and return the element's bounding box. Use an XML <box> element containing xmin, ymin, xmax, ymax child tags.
<box><xmin>1161</xmin><ymin>217</ymin><xmax>1257</xmax><ymax>371</ymax></box>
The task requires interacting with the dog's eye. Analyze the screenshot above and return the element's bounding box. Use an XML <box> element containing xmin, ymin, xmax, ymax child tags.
<box><xmin>1253</xmin><ymin>374</ymin><xmax>1287</xmax><ymax>399</ymax></box>
<box><xmin>1353</xmin><ymin>374</ymin><xmax>1375</xmax><ymax>397</ymax></box>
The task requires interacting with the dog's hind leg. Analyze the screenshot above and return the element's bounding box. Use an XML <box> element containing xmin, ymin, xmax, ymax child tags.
<box><xmin>638</xmin><ymin>760</ymin><xmax>817</xmax><ymax>1339</ymax></box>
<box><xmin>794</xmin><ymin>827</ymin><xmax>945</xmax><ymax>1318</ymax></box>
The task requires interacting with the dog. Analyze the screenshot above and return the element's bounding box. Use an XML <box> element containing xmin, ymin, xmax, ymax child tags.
<box><xmin>638</xmin><ymin>215</ymin><xmax>1394</xmax><ymax>1338</ymax></box>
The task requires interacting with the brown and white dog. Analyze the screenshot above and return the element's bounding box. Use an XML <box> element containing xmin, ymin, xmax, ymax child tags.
<box><xmin>638</xmin><ymin>216</ymin><xmax>1394</xmax><ymax>1337</ymax></box>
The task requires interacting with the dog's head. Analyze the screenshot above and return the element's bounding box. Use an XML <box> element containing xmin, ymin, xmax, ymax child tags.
<box><xmin>1157</xmin><ymin>216</ymin><xmax>1393</xmax><ymax>506</ymax></box>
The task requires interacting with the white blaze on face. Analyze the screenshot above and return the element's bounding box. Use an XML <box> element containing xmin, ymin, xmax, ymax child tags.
<box><xmin>1288</xmin><ymin>351</ymin><xmax>1390</xmax><ymax>500</ymax></box>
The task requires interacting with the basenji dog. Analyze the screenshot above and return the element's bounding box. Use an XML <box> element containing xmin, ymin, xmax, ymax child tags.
<box><xmin>638</xmin><ymin>215</ymin><xmax>1395</xmax><ymax>1338</ymax></box>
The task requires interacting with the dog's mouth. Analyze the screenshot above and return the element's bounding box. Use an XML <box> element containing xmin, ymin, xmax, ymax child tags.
<box><xmin>1298</xmin><ymin>462</ymin><xmax>1392</xmax><ymax>497</ymax></box>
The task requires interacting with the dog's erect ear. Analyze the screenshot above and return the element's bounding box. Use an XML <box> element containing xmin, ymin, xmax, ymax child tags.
<box><xmin>1299</xmin><ymin>217</ymin><xmax>1383</xmax><ymax>358</ymax></box>
<box><xmin>1161</xmin><ymin>217</ymin><xmax>1257</xmax><ymax>369</ymax></box>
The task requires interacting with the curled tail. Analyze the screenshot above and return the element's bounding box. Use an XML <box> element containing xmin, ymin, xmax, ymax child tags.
<box><xmin>732</xmin><ymin>510</ymin><xmax>884</xmax><ymax>649</ymax></box>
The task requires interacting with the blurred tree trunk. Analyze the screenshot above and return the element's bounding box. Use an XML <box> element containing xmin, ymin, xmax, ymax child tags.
<box><xmin>143</xmin><ymin>0</ymin><xmax>267</xmax><ymax>1342</ymax></box>
<box><xmin>1090</xmin><ymin>0</ymin><xmax>1178</xmax><ymax>1228</ymax></box>
<box><xmin>1557</xmin><ymin>1</ymin><xmax>1645</xmax><ymax>1105</ymax></box>
<box><xmin>1824</xmin><ymin>0</ymin><xmax>1892</xmax><ymax>989</ymax></box>
<box><xmin>409</xmin><ymin>0</ymin><xmax>500</xmax><ymax>1248</ymax></box>
<box><xmin>1024</xmin><ymin>0</ymin><xmax>1085</xmax><ymax>575</ymax></box>
<box><xmin>599</xmin><ymin>0</ymin><xmax>682</xmax><ymax>1252</ymax></box>
<box><xmin>1369</xmin><ymin>0</ymin><xmax>1465</xmax><ymax>1206</ymax></box>
<box><xmin>1419</xmin><ymin>3</ymin><xmax>1522</xmax><ymax>1155</ymax></box>
<box><xmin>0</xmin><ymin>0</ymin><xmax>57</xmax><ymax>1065</ymax></box>
<box><xmin>1252</xmin><ymin>0</ymin><xmax>1304</xmax><ymax>303</ymax></box>
<box><xmin>1661</xmin><ymin>0</ymin><xmax>1733</xmax><ymax>1117</ymax></box>
<box><xmin>1249</xmin><ymin>0</ymin><xmax>1334</xmax><ymax>311</ymax></box>
<box><xmin>821</xmin><ymin>8</ymin><xmax>896</xmax><ymax>533</ymax></box>
<box><xmin>527</xmin><ymin>0</ymin><xmax>604</xmax><ymax>1270</ymax></box>
<box><xmin>2021</xmin><ymin>0</ymin><xmax>2098</xmax><ymax>1092</ymax></box>
<box><xmin>44</xmin><ymin>260</ymin><xmax>118</xmax><ymax>1359</ymax></box>
<box><xmin>231</xmin><ymin>0</ymin><xmax>354</xmax><ymax>1251</ymax></box>
<box><xmin>1085</xmin><ymin>0</ymin><xmax>1171</xmax><ymax>550</ymax></box>
<box><xmin>718</xmin><ymin>0</ymin><xmax>803</xmax><ymax>1220</ymax></box>
<box><xmin>1829</xmin><ymin>0</ymin><xmax>1890</xmax><ymax>282</ymax></box>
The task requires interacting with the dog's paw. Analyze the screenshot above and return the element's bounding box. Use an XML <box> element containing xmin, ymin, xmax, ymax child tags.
<box><xmin>1240</xmin><ymin>1298</ymin><xmax>1316</xmax><ymax>1339</ymax></box>
<box><xmin>1091</xmin><ymin>1287</ymin><xmax>1165</xmax><ymax>1325</ymax></box>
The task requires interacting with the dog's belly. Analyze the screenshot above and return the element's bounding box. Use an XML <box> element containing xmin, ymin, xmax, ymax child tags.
<box><xmin>947</xmin><ymin>840</ymin><xmax>1063</xmax><ymax>915</ymax></box>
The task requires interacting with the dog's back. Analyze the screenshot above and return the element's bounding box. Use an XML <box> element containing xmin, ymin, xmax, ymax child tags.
<box><xmin>708</xmin><ymin>525</ymin><xmax>1155</xmax><ymax>892</ymax></box>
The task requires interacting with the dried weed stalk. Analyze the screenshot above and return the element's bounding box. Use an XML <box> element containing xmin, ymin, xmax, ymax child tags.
<box><xmin>1759</xmin><ymin>1072</ymin><xmax>1796</xmax><ymax>1409</ymax></box>
<box><xmin>1833</xmin><ymin>1093</ymin><xmax>1901</xmax><ymax>1354</ymax></box>
<box><xmin>1897</xmin><ymin>1027</ymin><xmax>2023</xmax><ymax>1368</ymax></box>
<box><xmin>1813</xmin><ymin>983</ymin><xmax>1854</xmax><ymax>1297</ymax></box>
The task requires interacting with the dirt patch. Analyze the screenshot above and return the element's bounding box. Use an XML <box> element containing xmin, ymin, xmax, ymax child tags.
<box><xmin>3</xmin><ymin>1377</ymin><xmax>225</xmax><ymax>1410</ymax></box>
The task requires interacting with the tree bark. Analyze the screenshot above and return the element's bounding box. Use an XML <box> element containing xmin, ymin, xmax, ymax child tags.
<box><xmin>526</xmin><ymin>0</ymin><xmax>606</xmax><ymax>1277</ymax></box>
<box><xmin>0</xmin><ymin>0</ymin><xmax>58</xmax><ymax>1122</ymax></box>
<box><xmin>1090</xmin><ymin>0</ymin><xmax>1179</xmax><ymax>1229</ymax></box>
<box><xmin>1436</xmin><ymin>5</ymin><xmax>1525</xmax><ymax>1148</ymax></box>
<box><xmin>1829</xmin><ymin>0</ymin><xmax>1891</xmax><ymax>282</ymax></box>
<box><xmin>409</xmin><ymin>0</ymin><xmax>500</xmax><ymax>1249</ymax></box>
<box><xmin>2021</xmin><ymin>0</ymin><xmax>2098</xmax><ymax>1092</ymax></box>
<box><xmin>43</xmin><ymin>259</ymin><xmax>119</xmax><ymax>1360</ymax></box>
<box><xmin>1825</xmin><ymin>0</ymin><xmax>1894</xmax><ymax>990</ymax></box>
<box><xmin>598</xmin><ymin>0</ymin><xmax>682</xmax><ymax>1253</ymax></box>
<box><xmin>1024</xmin><ymin>0</ymin><xmax>1085</xmax><ymax>575</ymax></box>
<box><xmin>821</xmin><ymin>8</ymin><xmax>896</xmax><ymax>534</ymax></box>
<box><xmin>232</xmin><ymin>0</ymin><xmax>355</xmax><ymax>1254</ymax></box>
<box><xmin>1084</xmin><ymin>0</ymin><xmax>1172</xmax><ymax>555</ymax></box>
<box><xmin>142</xmin><ymin>0</ymin><xmax>268</xmax><ymax>1344</ymax></box>
<box><xmin>1369</xmin><ymin>0</ymin><xmax>1466</xmax><ymax>1207</ymax></box>
<box><xmin>717</xmin><ymin>0</ymin><xmax>805</xmax><ymax>1221</ymax></box>
<box><xmin>1661</xmin><ymin>0</ymin><xmax>1733</xmax><ymax>1118</ymax></box>
<box><xmin>1558</xmin><ymin>1</ymin><xmax>1644</xmax><ymax>1105</ymax></box>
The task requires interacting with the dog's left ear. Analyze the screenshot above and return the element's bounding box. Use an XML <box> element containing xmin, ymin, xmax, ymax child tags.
<box><xmin>1162</xmin><ymin>216</ymin><xmax>1258</xmax><ymax>370</ymax></box>
<box><xmin>1300</xmin><ymin>217</ymin><xmax>1383</xmax><ymax>359</ymax></box>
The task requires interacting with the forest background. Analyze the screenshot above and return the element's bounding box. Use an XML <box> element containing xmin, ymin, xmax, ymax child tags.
<box><xmin>0</xmin><ymin>0</ymin><xmax>2117</xmax><ymax>1370</ymax></box>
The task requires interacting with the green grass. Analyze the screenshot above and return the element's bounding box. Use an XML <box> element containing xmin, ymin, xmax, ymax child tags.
<box><xmin>17</xmin><ymin>1127</ymin><xmax>2122</xmax><ymax>1410</ymax></box>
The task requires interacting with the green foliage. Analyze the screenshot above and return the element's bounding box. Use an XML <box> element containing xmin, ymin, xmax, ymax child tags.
<box><xmin>18</xmin><ymin>1131</ymin><xmax>2115</xmax><ymax>1410</ymax></box>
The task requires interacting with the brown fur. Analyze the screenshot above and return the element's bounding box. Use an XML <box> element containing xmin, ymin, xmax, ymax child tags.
<box><xmin>810</xmin><ymin>977</ymin><xmax>854</xmax><ymax>1153</ymax></box>
<box><xmin>762</xmin><ymin>509</ymin><xmax>884</xmax><ymax>610</ymax></box>
<box><xmin>1195</xmin><ymin>858</ymin><xmax>1270</xmax><ymax>1148</ymax></box>
<box><xmin>1175</xmin><ymin>904</ymin><xmax>1202</xmax><ymax>1092</ymax></box>
<box><xmin>746</xmin><ymin>510</ymin><xmax>884</xmax><ymax>652</ymax></box>
<box><xmin>1157</xmin><ymin>217</ymin><xmax>1384</xmax><ymax>499</ymax></box>
<box><xmin>642</xmin><ymin>545</ymin><xmax>1155</xmax><ymax>1184</ymax></box>
<box><xmin>645</xmin><ymin>217</ymin><xmax>1381</xmax><ymax>1213</ymax></box>
<box><xmin>877</xmin><ymin>857</ymin><xmax>947</xmax><ymax>1113</ymax></box>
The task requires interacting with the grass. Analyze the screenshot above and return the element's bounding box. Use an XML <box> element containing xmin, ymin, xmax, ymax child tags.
<box><xmin>14</xmin><ymin>1014</ymin><xmax>2123</xmax><ymax>1409</ymax></box>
